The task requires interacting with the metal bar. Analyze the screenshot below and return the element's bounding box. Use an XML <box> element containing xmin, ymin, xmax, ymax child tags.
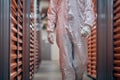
<box><xmin>22</xmin><ymin>0</ymin><xmax>31</xmax><ymax>80</ymax></box>
<box><xmin>106</xmin><ymin>0</ymin><xmax>114</xmax><ymax>80</ymax></box>
<box><xmin>0</xmin><ymin>0</ymin><xmax>11</xmax><ymax>80</ymax></box>
<box><xmin>97</xmin><ymin>0</ymin><xmax>114</xmax><ymax>80</ymax></box>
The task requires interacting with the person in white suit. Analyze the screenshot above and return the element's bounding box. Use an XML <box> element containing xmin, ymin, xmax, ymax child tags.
<box><xmin>47</xmin><ymin>0</ymin><xmax>95</xmax><ymax>80</ymax></box>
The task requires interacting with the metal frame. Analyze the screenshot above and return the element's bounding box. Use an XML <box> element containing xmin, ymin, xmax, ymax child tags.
<box><xmin>106</xmin><ymin>0</ymin><xmax>114</xmax><ymax>80</ymax></box>
<box><xmin>0</xmin><ymin>0</ymin><xmax>32</xmax><ymax>80</ymax></box>
<box><xmin>0</xmin><ymin>0</ymin><xmax>11</xmax><ymax>80</ymax></box>
<box><xmin>22</xmin><ymin>0</ymin><xmax>31</xmax><ymax>80</ymax></box>
<box><xmin>97</xmin><ymin>0</ymin><xmax>114</xmax><ymax>80</ymax></box>
<box><xmin>0</xmin><ymin>0</ymin><xmax>114</xmax><ymax>80</ymax></box>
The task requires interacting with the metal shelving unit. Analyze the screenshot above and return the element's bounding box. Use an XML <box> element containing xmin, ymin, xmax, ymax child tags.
<box><xmin>88</xmin><ymin>24</ymin><xmax>97</xmax><ymax>79</ymax></box>
<box><xmin>29</xmin><ymin>0</ymin><xmax>35</xmax><ymax>79</ymax></box>
<box><xmin>10</xmin><ymin>0</ymin><xmax>24</xmax><ymax>80</ymax></box>
<box><xmin>113</xmin><ymin>0</ymin><xmax>120</xmax><ymax>79</ymax></box>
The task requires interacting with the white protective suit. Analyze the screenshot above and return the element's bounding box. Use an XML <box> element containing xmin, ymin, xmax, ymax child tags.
<box><xmin>47</xmin><ymin>0</ymin><xmax>95</xmax><ymax>80</ymax></box>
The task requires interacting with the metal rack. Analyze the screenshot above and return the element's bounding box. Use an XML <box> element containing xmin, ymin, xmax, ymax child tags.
<box><xmin>29</xmin><ymin>0</ymin><xmax>35</xmax><ymax>79</ymax></box>
<box><xmin>0</xmin><ymin>0</ymin><xmax>116</xmax><ymax>80</ymax></box>
<box><xmin>10</xmin><ymin>0</ymin><xmax>24</xmax><ymax>79</ymax></box>
<box><xmin>113</xmin><ymin>0</ymin><xmax>120</xmax><ymax>79</ymax></box>
<box><xmin>34</xmin><ymin>30</ymin><xmax>41</xmax><ymax>72</ymax></box>
<box><xmin>0</xmin><ymin>0</ymin><xmax>41</xmax><ymax>80</ymax></box>
<box><xmin>87</xmin><ymin>0</ymin><xmax>97</xmax><ymax>79</ymax></box>
<box><xmin>87</xmin><ymin>24</ymin><xmax>97</xmax><ymax>79</ymax></box>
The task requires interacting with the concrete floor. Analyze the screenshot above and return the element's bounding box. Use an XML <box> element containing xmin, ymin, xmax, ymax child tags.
<box><xmin>33</xmin><ymin>61</ymin><xmax>62</xmax><ymax>80</ymax></box>
<box><xmin>33</xmin><ymin>61</ymin><xmax>92</xmax><ymax>80</ymax></box>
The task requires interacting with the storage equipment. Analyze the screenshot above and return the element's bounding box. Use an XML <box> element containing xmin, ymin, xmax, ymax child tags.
<box><xmin>87</xmin><ymin>24</ymin><xmax>97</xmax><ymax>79</ymax></box>
<box><xmin>113</xmin><ymin>0</ymin><xmax>120</xmax><ymax>79</ymax></box>
<box><xmin>10</xmin><ymin>0</ymin><xmax>24</xmax><ymax>79</ymax></box>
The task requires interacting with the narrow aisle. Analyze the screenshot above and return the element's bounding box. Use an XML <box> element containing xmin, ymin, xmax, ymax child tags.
<box><xmin>33</xmin><ymin>61</ymin><xmax>62</xmax><ymax>80</ymax></box>
<box><xmin>33</xmin><ymin>61</ymin><xmax>93</xmax><ymax>80</ymax></box>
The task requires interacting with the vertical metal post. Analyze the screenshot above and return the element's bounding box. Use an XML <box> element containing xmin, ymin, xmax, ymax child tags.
<box><xmin>0</xmin><ymin>0</ymin><xmax>11</xmax><ymax>80</ymax></box>
<box><xmin>23</xmin><ymin>0</ymin><xmax>31</xmax><ymax>80</ymax></box>
<box><xmin>97</xmin><ymin>0</ymin><xmax>113</xmax><ymax>80</ymax></box>
<box><xmin>106</xmin><ymin>0</ymin><xmax>114</xmax><ymax>80</ymax></box>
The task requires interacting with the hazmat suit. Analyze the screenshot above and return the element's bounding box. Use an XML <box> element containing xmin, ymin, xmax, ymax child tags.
<box><xmin>47</xmin><ymin>0</ymin><xmax>95</xmax><ymax>80</ymax></box>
